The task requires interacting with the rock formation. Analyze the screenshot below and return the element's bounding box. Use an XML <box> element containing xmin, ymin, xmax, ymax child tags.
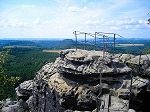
<box><xmin>1</xmin><ymin>49</ymin><xmax>150</xmax><ymax>112</ymax></box>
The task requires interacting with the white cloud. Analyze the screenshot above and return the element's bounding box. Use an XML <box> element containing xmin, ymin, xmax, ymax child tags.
<box><xmin>33</xmin><ymin>18</ymin><xmax>41</xmax><ymax>25</ymax></box>
<box><xmin>20</xmin><ymin>4</ymin><xmax>36</xmax><ymax>9</ymax></box>
<box><xmin>68</xmin><ymin>6</ymin><xmax>87</xmax><ymax>12</ymax></box>
<box><xmin>0</xmin><ymin>0</ymin><xmax>150</xmax><ymax>38</ymax></box>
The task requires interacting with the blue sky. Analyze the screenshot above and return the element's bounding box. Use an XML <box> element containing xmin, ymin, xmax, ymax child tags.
<box><xmin>0</xmin><ymin>0</ymin><xmax>150</xmax><ymax>39</ymax></box>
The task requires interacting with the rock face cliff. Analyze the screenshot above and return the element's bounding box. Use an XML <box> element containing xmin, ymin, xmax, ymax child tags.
<box><xmin>1</xmin><ymin>49</ymin><xmax>150</xmax><ymax>112</ymax></box>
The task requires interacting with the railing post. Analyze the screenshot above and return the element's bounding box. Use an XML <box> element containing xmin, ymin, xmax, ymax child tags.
<box><xmin>84</xmin><ymin>33</ymin><xmax>87</xmax><ymax>50</ymax></box>
<box><xmin>113</xmin><ymin>34</ymin><xmax>116</xmax><ymax>56</ymax></box>
<box><xmin>74</xmin><ymin>31</ymin><xmax>77</xmax><ymax>51</ymax></box>
<box><xmin>103</xmin><ymin>35</ymin><xmax>105</xmax><ymax>58</ymax></box>
<box><xmin>95</xmin><ymin>32</ymin><xmax>97</xmax><ymax>50</ymax></box>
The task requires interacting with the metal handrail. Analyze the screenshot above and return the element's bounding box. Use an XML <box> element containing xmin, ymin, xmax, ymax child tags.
<box><xmin>73</xmin><ymin>31</ymin><xmax>149</xmax><ymax>112</ymax></box>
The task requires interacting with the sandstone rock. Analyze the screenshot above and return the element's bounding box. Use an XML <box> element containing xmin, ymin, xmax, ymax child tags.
<box><xmin>60</xmin><ymin>50</ymin><xmax>131</xmax><ymax>77</ymax></box>
<box><xmin>127</xmin><ymin>54</ymin><xmax>150</xmax><ymax>65</ymax></box>
<box><xmin>128</xmin><ymin>109</ymin><xmax>136</xmax><ymax>112</ymax></box>
<box><xmin>26</xmin><ymin>96</ymin><xmax>33</xmax><ymax>108</ymax></box>
<box><xmin>2</xmin><ymin>104</ymin><xmax>22</xmax><ymax>112</ymax></box>
<box><xmin>2</xmin><ymin>99</ymin><xmax>28</xmax><ymax>112</ymax></box>
<box><xmin>29</xmin><ymin>78</ymin><xmax>61</xmax><ymax>112</ymax></box>
<box><xmin>109</xmin><ymin>96</ymin><xmax>129</xmax><ymax>112</ymax></box>
<box><xmin>119</xmin><ymin>54</ymin><xmax>135</xmax><ymax>63</ymax></box>
<box><xmin>13</xmin><ymin>49</ymin><xmax>150</xmax><ymax>112</ymax></box>
<box><xmin>15</xmin><ymin>80</ymin><xmax>34</xmax><ymax>97</ymax></box>
<box><xmin>0</xmin><ymin>101</ymin><xmax>3</xmax><ymax>109</ymax></box>
<box><xmin>145</xmin><ymin>67</ymin><xmax>150</xmax><ymax>76</ymax></box>
<box><xmin>132</xmin><ymin>76</ymin><xmax>149</xmax><ymax>89</ymax></box>
<box><xmin>48</xmin><ymin>73</ymin><xmax>98</xmax><ymax>111</ymax></box>
<box><xmin>3</xmin><ymin>98</ymin><xmax>16</xmax><ymax>107</ymax></box>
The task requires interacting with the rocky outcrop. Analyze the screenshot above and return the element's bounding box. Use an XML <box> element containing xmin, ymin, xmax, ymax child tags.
<box><xmin>119</xmin><ymin>54</ymin><xmax>150</xmax><ymax>77</ymax></box>
<box><xmin>15</xmin><ymin>80</ymin><xmax>34</xmax><ymax>97</ymax></box>
<box><xmin>1</xmin><ymin>49</ymin><xmax>149</xmax><ymax>112</ymax></box>
<box><xmin>1</xmin><ymin>99</ymin><xmax>28</xmax><ymax>112</ymax></box>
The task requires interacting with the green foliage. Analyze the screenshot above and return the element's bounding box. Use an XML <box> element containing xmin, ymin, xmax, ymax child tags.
<box><xmin>0</xmin><ymin>50</ymin><xmax>21</xmax><ymax>100</ymax></box>
<box><xmin>0</xmin><ymin>47</ymin><xmax>59</xmax><ymax>100</ymax></box>
<box><xmin>4</xmin><ymin>47</ymin><xmax>59</xmax><ymax>81</ymax></box>
<box><xmin>143</xmin><ymin>48</ymin><xmax>150</xmax><ymax>54</ymax></box>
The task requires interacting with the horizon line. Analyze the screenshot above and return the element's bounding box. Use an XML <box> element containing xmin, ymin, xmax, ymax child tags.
<box><xmin>1</xmin><ymin>35</ymin><xmax>150</xmax><ymax>40</ymax></box>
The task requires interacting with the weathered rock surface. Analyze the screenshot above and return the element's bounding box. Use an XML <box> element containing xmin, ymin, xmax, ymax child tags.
<box><xmin>1</xmin><ymin>49</ymin><xmax>149</xmax><ymax>112</ymax></box>
<box><xmin>15</xmin><ymin>80</ymin><xmax>34</xmax><ymax>97</ymax></box>
<box><xmin>60</xmin><ymin>50</ymin><xmax>131</xmax><ymax>76</ymax></box>
<box><xmin>1</xmin><ymin>99</ymin><xmax>28</xmax><ymax>112</ymax></box>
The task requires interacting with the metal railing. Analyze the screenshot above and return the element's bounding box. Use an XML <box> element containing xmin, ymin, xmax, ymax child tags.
<box><xmin>73</xmin><ymin>31</ymin><xmax>149</xmax><ymax>112</ymax></box>
<box><xmin>73</xmin><ymin>31</ymin><xmax>124</xmax><ymax>56</ymax></box>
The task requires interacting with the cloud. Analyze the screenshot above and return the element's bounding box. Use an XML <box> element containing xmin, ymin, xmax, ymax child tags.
<box><xmin>0</xmin><ymin>17</ymin><xmax>28</xmax><ymax>28</ymax></box>
<box><xmin>68</xmin><ymin>6</ymin><xmax>87</xmax><ymax>12</ymax></box>
<box><xmin>20</xmin><ymin>4</ymin><xmax>36</xmax><ymax>9</ymax></box>
<box><xmin>0</xmin><ymin>0</ymin><xmax>150</xmax><ymax>38</ymax></box>
<box><xmin>33</xmin><ymin>18</ymin><xmax>41</xmax><ymax>25</ymax></box>
<box><xmin>105</xmin><ymin>18</ymin><xmax>147</xmax><ymax>26</ymax></box>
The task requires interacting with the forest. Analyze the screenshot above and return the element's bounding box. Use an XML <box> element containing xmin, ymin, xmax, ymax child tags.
<box><xmin>0</xmin><ymin>47</ymin><xmax>59</xmax><ymax>100</ymax></box>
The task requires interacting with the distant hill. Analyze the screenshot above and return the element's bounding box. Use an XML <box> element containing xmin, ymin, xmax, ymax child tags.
<box><xmin>0</xmin><ymin>39</ymin><xmax>76</xmax><ymax>49</ymax></box>
<box><xmin>0</xmin><ymin>40</ymin><xmax>38</xmax><ymax>47</ymax></box>
<box><xmin>34</xmin><ymin>39</ymin><xmax>76</xmax><ymax>49</ymax></box>
<box><xmin>0</xmin><ymin>38</ymin><xmax>150</xmax><ymax>54</ymax></box>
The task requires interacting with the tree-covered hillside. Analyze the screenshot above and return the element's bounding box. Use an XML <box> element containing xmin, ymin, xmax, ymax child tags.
<box><xmin>4</xmin><ymin>47</ymin><xmax>59</xmax><ymax>81</ymax></box>
<box><xmin>0</xmin><ymin>50</ymin><xmax>20</xmax><ymax>100</ymax></box>
<box><xmin>0</xmin><ymin>47</ymin><xmax>59</xmax><ymax>100</ymax></box>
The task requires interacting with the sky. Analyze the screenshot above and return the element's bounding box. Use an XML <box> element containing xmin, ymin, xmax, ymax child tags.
<box><xmin>0</xmin><ymin>0</ymin><xmax>150</xmax><ymax>39</ymax></box>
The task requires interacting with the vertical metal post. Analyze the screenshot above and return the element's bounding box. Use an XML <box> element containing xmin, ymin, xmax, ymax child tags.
<box><xmin>84</xmin><ymin>33</ymin><xmax>87</xmax><ymax>50</ymax></box>
<box><xmin>103</xmin><ymin>35</ymin><xmax>105</xmax><ymax>58</ymax></box>
<box><xmin>113</xmin><ymin>34</ymin><xmax>116</xmax><ymax>55</ymax></box>
<box><xmin>74</xmin><ymin>31</ymin><xmax>77</xmax><ymax>51</ymax></box>
<box><xmin>139</xmin><ymin>54</ymin><xmax>142</xmax><ymax>74</ymax></box>
<box><xmin>106</xmin><ymin>37</ymin><xmax>109</xmax><ymax>55</ymax></box>
<box><xmin>95</xmin><ymin>32</ymin><xmax>97</xmax><ymax>50</ymax></box>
